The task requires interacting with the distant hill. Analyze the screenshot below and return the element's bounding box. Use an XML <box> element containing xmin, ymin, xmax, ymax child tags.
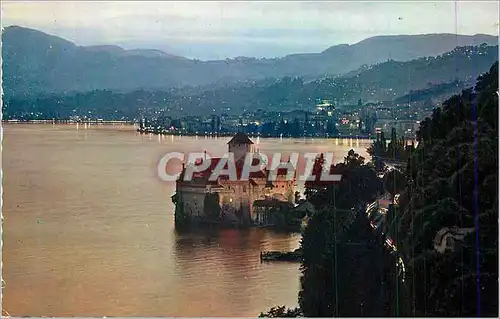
<box><xmin>2</xmin><ymin>25</ymin><xmax>498</xmax><ymax>95</ymax></box>
<box><xmin>81</xmin><ymin>45</ymin><xmax>188</xmax><ymax>59</ymax></box>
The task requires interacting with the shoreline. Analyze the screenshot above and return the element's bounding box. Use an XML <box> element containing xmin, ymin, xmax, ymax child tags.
<box><xmin>2</xmin><ymin>120</ymin><xmax>134</xmax><ymax>125</ymax></box>
<box><xmin>1</xmin><ymin>121</ymin><xmax>376</xmax><ymax>140</ymax></box>
<box><xmin>137</xmin><ymin>128</ymin><xmax>375</xmax><ymax>140</ymax></box>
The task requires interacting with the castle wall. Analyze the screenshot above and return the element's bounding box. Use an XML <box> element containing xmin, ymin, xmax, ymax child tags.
<box><xmin>176</xmin><ymin>178</ymin><xmax>295</xmax><ymax>224</ymax></box>
<box><xmin>228</xmin><ymin>143</ymin><xmax>254</xmax><ymax>161</ymax></box>
<box><xmin>219</xmin><ymin>182</ymin><xmax>253</xmax><ymax>224</ymax></box>
<box><xmin>177</xmin><ymin>187</ymin><xmax>206</xmax><ymax>219</ymax></box>
<box><xmin>269</xmin><ymin>177</ymin><xmax>295</xmax><ymax>201</ymax></box>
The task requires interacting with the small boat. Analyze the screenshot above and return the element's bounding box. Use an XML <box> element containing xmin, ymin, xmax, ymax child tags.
<box><xmin>260</xmin><ymin>249</ymin><xmax>302</xmax><ymax>262</ymax></box>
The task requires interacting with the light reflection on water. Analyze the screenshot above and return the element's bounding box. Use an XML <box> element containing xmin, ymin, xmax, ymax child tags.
<box><xmin>2</xmin><ymin>124</ymin><xmax>371</xmax><ymax>317</ymax></box>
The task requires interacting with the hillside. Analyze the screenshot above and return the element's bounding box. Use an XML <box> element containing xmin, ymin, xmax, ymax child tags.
<box><xmin>2</xmin><ymin>26</ymin><xmax>498</xmax><ymax>95</ymax></box>
<box><xmin>335</xmin><ymin>44</ymin><xmax>498</xmax><ymax>102</ymax></box>
<box><xmin>3</xmin><ymin>45</ymin><xmax>498</xmax><ymax>121</ymax></box>
<box><xmin>393</xmin><ymin>80</ymin><xmax>467</xmax><ymax>105</ymax></box>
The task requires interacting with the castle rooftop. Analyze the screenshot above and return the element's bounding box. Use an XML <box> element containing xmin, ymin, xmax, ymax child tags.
<box><xmin>227</xmin><ymin>132</ymin><xmax>254</xmax><ymax>145</ymax></box>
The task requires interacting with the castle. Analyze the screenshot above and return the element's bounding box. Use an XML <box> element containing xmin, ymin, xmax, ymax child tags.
<box><xmin>173</xmin><ymin>132</ymin><xmax>296</xmax><ymax>226</ymax></box>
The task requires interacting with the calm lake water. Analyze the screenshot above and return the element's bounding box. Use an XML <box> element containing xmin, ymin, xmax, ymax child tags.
<box><xmin>2</xmin><ymin>124</ymin><xmax>371</xmax><ymax>317</ymax></box>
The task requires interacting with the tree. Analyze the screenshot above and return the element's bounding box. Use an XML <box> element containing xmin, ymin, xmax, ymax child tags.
<box><xmin>298</xmin><ymin>150</ymin><xmax>385</xmax><ymax>317</ymax></box>
<box><xmin>259</xmin><ymin>306</ymin><xmax>302</xmax><ymax>317</ymax></box>
<box><xmin>298</xmin><ymin>204</ymin><xmax>398</xmax><ymax>316</ymax></box>
<box><xmin>399</xmin><ymin>62</ymin><xmax>498</xmax><ymax>316</ymax></box>
<box><xmin>367</xmin><ymin>131</ymin><xmax>387</xmax><ymax>157</ymax></box>
<box><xmin>304</xmin><ymin>153</ymin><xmax>325</xmax><ymax>201</ymax></box>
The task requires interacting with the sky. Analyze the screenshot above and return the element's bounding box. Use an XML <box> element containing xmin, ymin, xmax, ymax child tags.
<box><xmin>2</xmin><ymin>1</ymin><xmax>499</xmax><ymax>60</ymax></box>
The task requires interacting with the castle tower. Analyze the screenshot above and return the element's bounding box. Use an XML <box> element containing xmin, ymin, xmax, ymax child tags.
<box><xmin>227</xmin><ymin>132</ymin><xmax>254</xmax><ymax>161</ymax></box>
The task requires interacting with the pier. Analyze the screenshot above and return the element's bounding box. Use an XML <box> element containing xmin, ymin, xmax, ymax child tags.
<box><xmin>3</xmin><ymin>119</ymin><xmax>134</xmax><ymax>125</ymax></box>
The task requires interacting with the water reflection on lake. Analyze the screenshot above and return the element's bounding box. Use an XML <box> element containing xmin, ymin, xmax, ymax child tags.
<box><xmin>2</xmin><ymin>124</ymin><xmax>371</xmax><ymax>316</ymax></box>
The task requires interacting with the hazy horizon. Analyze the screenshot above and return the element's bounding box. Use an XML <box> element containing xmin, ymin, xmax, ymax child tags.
<box><xmin>2</xmin><ymin>1</ymin><xmax>499</xmax><ymax>60</ymax></box>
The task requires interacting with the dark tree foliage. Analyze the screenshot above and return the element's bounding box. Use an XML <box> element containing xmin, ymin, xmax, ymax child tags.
<box><xmin>304</xmin><ymin>150</ymin><xmax>382</xmax><ymax>210</ymax></box>
<box><xmin>259</xmin><ymin>306</ymin><xmax>302</xmax><ymax>317</ymax></box>
<box><xmin>400</xmin><ymin>61</ymin><xmax>498</xmax><ymax>316</ymax></box>
<box><xmin>368</xmin><ymin>128</ymin><xmax>415</xmax><ymax>162</ymax></box>
<box><xmin>368</xmin><ymin>131</ymin><xmax>387</xmax><ymax>157</ymax></box>
<box><xmin>298</xmin><ymin>150</ymin><xmax>391</xmax><ymax>317</ymax></box>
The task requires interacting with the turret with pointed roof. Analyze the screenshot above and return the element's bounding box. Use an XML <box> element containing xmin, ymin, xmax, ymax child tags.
<box><xmin>227</xmin><ymin>132</ymin><xmax>254</xmax><ymax>145</ymax></box>
<box><xmin>228</xmin><ymin>132</ymin><xmax>255</xmax><ymax>161</ymax></box>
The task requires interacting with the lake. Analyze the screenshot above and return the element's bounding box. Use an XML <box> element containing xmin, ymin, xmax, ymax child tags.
<box><xmin>2</xmin><ymin>124</ymin><xmax>371</xmax><ymax>316</ymax></box>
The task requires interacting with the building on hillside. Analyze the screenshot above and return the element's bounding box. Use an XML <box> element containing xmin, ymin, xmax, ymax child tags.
<box><xmin>174</xmin><ymin>132</ymin><xmax>296</xmax><ymax>226</ymax></box>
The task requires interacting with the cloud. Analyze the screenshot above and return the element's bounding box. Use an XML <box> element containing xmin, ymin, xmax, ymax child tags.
<box><xmin>2</xmin><ymin>1</ymin><xmax>498</xmax><ymax>60</ymax></box>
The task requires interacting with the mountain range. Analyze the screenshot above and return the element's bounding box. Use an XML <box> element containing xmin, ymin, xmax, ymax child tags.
<box><xmin>4</xmin><ymin>43</ymin><xmax>498</xmax><ymax>121</ymax></box>
<box><xmin>2</xmin><ymin>26</ymin><xmax>498</xmax><ymax>95</ymax></box>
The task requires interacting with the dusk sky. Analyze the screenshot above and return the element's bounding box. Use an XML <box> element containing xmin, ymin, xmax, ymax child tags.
<box><xmin>2</xmin><ymin>1</ymin><xmax>499</xmax><ymax>60</ymax></box>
